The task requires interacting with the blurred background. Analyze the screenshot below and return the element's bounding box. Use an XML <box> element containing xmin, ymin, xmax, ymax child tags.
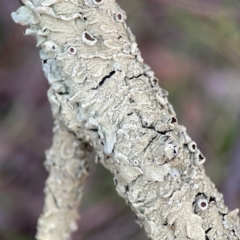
<box><xmin>0</xmin><ymin>0</ymin><xmax>240</xmax><ymax>239</ymax></box>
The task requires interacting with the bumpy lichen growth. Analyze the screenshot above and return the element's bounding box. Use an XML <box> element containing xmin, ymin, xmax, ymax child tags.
<box><xmin>12</xmin><ymin>1</ymin><xmax>240</xmax><ymax>240</ymax></box>
<box><xmin>36</xmin><ymin>122</ymin><xmax>90</xmax><ymax>240</ymax></box>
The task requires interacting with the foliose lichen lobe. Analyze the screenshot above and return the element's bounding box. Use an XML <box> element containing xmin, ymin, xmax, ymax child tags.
<box><xmin>12</xmin><ymin>0</ymin><xmax>240</xmax><ymax>239</ymax></box>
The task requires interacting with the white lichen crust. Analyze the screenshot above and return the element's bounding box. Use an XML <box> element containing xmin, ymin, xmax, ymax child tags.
<box><xmin>12</xmin><ymin>0</ymin><xmax>240</xmax><ymax>240</ymax></box>
<box><xmin>36</xmin><ymin>122</ymin><xmax>90</xmax><ymax>240</ymax></box>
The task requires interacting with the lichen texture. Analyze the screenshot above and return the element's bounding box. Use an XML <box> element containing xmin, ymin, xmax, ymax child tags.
<box><xmin>12</xmin><ymin>0</ymin><xmax>240</xmax><ymax>240</ymax></box>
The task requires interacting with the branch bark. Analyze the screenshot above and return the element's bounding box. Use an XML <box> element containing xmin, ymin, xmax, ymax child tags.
<box><xmin>12</xmin><ymin>0</ymin><xmax>240</xmax><ymax>239</ymax></box>
<box><xmin>36</xmin><ymin>121</ymin><xmax>90</xmax><ymax>240</ymax></box>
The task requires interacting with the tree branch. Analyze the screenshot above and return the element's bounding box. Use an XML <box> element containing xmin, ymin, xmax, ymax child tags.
<box><xmin>12</xmin><ymin>0</ymin><xmax>240</xmax><ymax>239</ymax></box>
<box><xmin>36</xmin><ymin>121</ymin><xmax>90</xmax><ymax>240</ymax></box>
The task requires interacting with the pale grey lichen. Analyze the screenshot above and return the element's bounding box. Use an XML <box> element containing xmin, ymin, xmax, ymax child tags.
<box><xmin>12</xmin><ymin>0</ymin><xmax>240</xmax><ymax>240</ymax></box>
<box><xmin>36</xmin><ymin>122</ymin><xmax>90</xmax><ymax>240</ymax></box>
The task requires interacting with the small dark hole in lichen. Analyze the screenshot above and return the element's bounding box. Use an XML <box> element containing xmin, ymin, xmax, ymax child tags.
<box><xmin>117</xmin><ymin>13</ymin><xmax>122</xmax><ymax>20</ymax></box>
<box><xmin>209</xmin><ymin>197</ymin><xmax>216</xmax><ymax>202</ymax></box>
<box><xmin>52</xmin><ymin>46</ymin><xmax>55</xmax><ymax>50</ymax></box>
<box><xmin>90</xmin><ymin>129</ymin><xmax>98</xmax><ymax>132</ymax></box>
<box><xmin>199</xmin><ymin>153</ymin><xmax>205</xmax><ymax>160</ymax></box>
<box><xmin>125</xmin><ymin>185</ymin><xmax>129</xmax><ymax>192</ymax></box>
<box><xmin>171</xmin><ymin>117</ymin><xmax>177</xmax><ymax>124</ymax></box>
<box><xmin>84</xmin><ymin>142</ymin><xmax>91</xmax><ymax>149</ymax></box>
<box><xmin>83</xmin><ymin>17</ymin><xmax>87</xmax><ymax>21</ymax></box>
<box><xmin>85</xmin><ymin>32</ymin><xmax>95</xmax><ymax>41</ymax></box>
<box><xmin>58</xmin><ymin>89</ymin><xmax>69</xmax><ymax>95</ymax></box>
<box><xmin>192</xmin><ymin>143</ymin><xmax>196</xmax><ymax>149</ymax></box>
<box><xmin>69</xmin><ymin>47</ymin><xmax>75</xmax><ymax>53</ymax></box>
<box><xmin>201</xmin><ymin>202</ymin><xmax>207</xmax><ymax>208</ymax></box>
<box><xmin>153</xmin><ymin>79</ymin><xmax>157</xmax><ymax>85</ymax></box>
<box><xmin>95</xmin><ymin>0</ymin><xmax>102</xmax><ymax>2</ymax></box>
<box><xmin>43</xmin><ymin>60</ymin><xmax>47</xmax><ymax>64</ymax></box>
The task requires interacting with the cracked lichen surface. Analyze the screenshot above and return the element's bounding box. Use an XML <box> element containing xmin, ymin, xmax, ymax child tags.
<box><xmin>12</xmin><ymin>0</ymin><xmax>240</xmax><ymax>239</ymax></box>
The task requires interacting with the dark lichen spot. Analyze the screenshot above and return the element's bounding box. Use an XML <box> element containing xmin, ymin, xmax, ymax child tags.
<box><xmin>85</xmin><ymin>32</ymin><xmax>95</xmax><ymax>41</ymax></box>
<box><xmin>117</xmin><ymin>13</ymin><xmax>123</xmax><ymax>20</ymax></box>
<box><xmin>134</xmin><ymin>160</ymin><xmax>138</xmax><ymax>165</ymax></box>
<box><xmin>171</xmin><ymin>117</ymin><xmax>177</xmax><ymax>124</ymax></box>
<box><xmin>201</xmin><ymin>202</ymin><xmax>207</xmax><ymax>208</ymax></box>
<box><xmin>199</xmin><ymin>153</ymin><xmax>205</xmax><ymax>160</ymax></box>
<box><xmin>90</xmin><ymin>129</ymin><xmax>98</xmax><ymax>132</ymax></box>
<box><xmin>209</xmin><ymin>197</ymin><xmax>216</xmax><ymax>202</ymax></box>
<box><xmin>69</xmin><ymin>47</ymin><xmax>75</xmax><ymax>54</ymax></box>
